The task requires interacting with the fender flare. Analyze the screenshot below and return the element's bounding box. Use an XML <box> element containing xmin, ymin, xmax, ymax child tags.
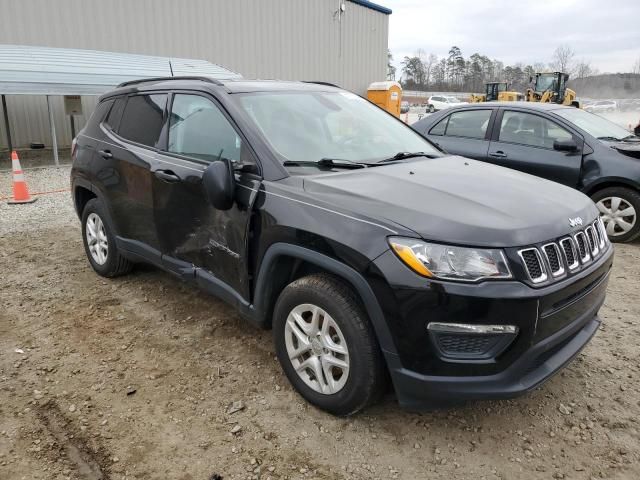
<box><xmin>251</xmin><ymin>243</ymin><xmax>399</xmax><ymax>356</ymax></box>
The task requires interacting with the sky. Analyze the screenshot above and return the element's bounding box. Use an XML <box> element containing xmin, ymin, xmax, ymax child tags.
<box><xmin>387</xmin><ymin>0</ymin><xmax>640</xmax><ymax>76</ymax></box>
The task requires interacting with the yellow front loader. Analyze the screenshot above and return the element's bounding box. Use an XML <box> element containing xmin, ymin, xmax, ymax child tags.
<box><xmin>525</xmin><ymin>72</ymin><xmax>580</xmax><ymax>107</ymax></box>
<box><xmin>470</xmin><ymin>82</ymin><xmax>524</xmax><ymax>103</ymax></box>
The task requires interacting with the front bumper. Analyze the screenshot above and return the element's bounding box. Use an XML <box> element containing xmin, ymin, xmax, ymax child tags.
<box><xmin>369</xmin><ymin>243</ymin><xmax>613</xmax><ymax>409</ymax></box>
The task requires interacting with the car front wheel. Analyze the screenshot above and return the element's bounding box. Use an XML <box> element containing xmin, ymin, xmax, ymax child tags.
<box><xmin>273</xmin><ymin>274</ymin><xmax>386</xmax><ymax>416</ymax></box>
<box><xmin>592</xmin><ymin>187</ymin><xmax>640</xmax><ymax>243</ymax></box>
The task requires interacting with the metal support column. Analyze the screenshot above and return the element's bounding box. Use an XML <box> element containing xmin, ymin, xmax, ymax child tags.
<box><xmin>46</xmin><ymin>95</ymin><xmax>59</xmax><ymax>167</ymax></box>
<box><xmin>1</xmin><ymin>94</ymin><xmax>12</xmax><ymax>155</ymax></box>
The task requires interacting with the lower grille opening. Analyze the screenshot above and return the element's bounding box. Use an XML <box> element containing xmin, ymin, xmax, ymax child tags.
<box><xmin>437</xmin><ymin>334</ymin><xmax>497</xmax><ymax>355</ymax></box>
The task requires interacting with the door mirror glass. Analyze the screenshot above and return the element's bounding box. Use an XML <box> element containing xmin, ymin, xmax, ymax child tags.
<box><xmin>203</xmin><ymin>159</ymin><xmax>235</xmax><ymax>210</ymax></box>
<box><xmin>553</xmin><ymin>138</ymin><xmax>578</xmax><ymax>152</ymax></box>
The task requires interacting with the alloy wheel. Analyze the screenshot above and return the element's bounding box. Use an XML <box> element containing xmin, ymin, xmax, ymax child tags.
<box><xmin>284</xmin><ymin>303</ymin><xmax>350</xmax><ymax>395</ymax></box>
<box><xmin>86</xmin><ymin>213</ymin><xmax>109</xmax><ymax>265</ymax></box>
<box><xmin>596</xmin><ymin>196</ymin><xmax>637</xmax><ymax>237</ymax></box>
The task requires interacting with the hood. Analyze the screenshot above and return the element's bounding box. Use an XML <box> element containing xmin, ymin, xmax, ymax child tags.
<box><xmin>302</xmin><ymin>157</ymin><xmax>598</xmax><ymax>248</ymax></box>
<box><xmin>605</xmin><ymin>140</ymin><xmax>640</xmax><ymax>160</ymax></box>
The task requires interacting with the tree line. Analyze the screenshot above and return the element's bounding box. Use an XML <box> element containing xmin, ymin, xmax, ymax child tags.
<box><xmin>388</xmin><ymin>45</ymin><xmax>596</xmax><ymax>93</ymax></box>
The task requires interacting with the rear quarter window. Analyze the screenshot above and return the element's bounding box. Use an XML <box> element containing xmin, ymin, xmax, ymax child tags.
<box><xmin>83</xmin><ymin>99</ymin><xmax>113</xmax><ymax>136</ymax></box>
<box><xmin>429</xmin><ymin>116</ymin><xmax>448</xmax><ymax>136</ymax></box>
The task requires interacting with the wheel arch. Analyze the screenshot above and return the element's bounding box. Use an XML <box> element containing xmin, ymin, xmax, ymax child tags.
<box><xmin>250</xmin><ymin>243</ymin><xmax>399</xmax><ymax>357</ymax></box>
<box><xmin>582</xmin><ymin>178</ymin><xmax>640</xmax><ymax>197</ymax></box>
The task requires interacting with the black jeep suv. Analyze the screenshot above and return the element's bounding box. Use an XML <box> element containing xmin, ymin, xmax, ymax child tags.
<box><xmin>71</xmin><ymin>77</ymin><xmax>613</xmax><ymax>415</ymax></box>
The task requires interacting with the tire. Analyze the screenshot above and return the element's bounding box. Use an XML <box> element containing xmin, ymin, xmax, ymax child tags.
<box><xmin>81</xmin><ymin>198</ymin><xmax>133</xmax><ymax>277</ymax></box>
<box><xmin>273</xmin><ymin>273</ymin><xmax>386</xmax><ymax>416</ymax></box>
<box><xmin>428</xmin><ymin>105</ymin><xmax>435</xmax><ymax>113</ymax></box>
<box><xmin>591</xmin><ymin>187</ymin><xmax>640</xmax><ymax>243</ymax></box>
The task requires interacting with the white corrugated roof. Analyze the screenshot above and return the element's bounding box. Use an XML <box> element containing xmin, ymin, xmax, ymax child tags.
<box><xmin>0</xmin><ymin>44</ymin><xmax>242</xmax><ymax>95</ymax></box>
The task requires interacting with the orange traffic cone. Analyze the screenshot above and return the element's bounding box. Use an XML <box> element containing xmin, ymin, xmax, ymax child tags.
<box><xmin>7</xmin><ymin>151</ymin><xmax>37</xmax><ymax>204</ymax></box>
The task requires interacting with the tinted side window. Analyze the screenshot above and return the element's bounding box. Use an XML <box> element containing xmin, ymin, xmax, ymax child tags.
<box><xmin>85</xmin><ymin>99</ymin><xmax>113</xmax><ymax>135</ymax></box>
<box><xmin>105</xmin><ymin>97</ymin><xmax>126</xmax><ymax>131</ymax></box>
<box><xmin>444</xmin><ymin>110</ymin><xmax>491</xmax><ymax>139</ymax></box>
<box><xmin>499</xmin><ymin>111</ymin><xmax>572</xmax><ymax>148</ymax></box>
<box><xmin>168</xmin><ymin>94</ymin><xmax>241</xmax><ymax>163</ymax></box>
<box><xmin>429</xmin><ymin>116</ymin><xmax>448</xmax><ymax>135</ymax></box>
<box><xmin>118</xmin><ymin>94</ymin><xmax>167</xmax><ymax>148</ymax></box>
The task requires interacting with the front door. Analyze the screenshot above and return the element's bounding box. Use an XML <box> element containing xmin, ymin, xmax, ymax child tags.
<box><xmin>487</xmin><ymin>110</ymin><xmax>583</xmax><ymax>187</ymax></box>
<box><xmin>152</xmin><ymin>92</ymin><xmax>261</xmax><ymax>300</ymax></box>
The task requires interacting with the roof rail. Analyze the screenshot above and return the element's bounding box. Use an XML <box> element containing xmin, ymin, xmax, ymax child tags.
<box><xmin>302</xmin><ymin>80</ymin><xmax>340</xmax><ymax>88</ymax></box>
<box><xmin>117</xmin><ymin>76</ymin><xmax>225</xmax><ymax>88</ymax></box>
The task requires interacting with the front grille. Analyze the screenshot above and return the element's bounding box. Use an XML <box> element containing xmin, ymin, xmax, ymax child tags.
<box><xmin>542</xmin><ymin>243</ymin><xmax>564</xmax><ymax>277</ymax></box>
<box><xmin>518</xmin><ymin>219</ymin><xmax>608</xmax><ymax>285</ymax></box>
<box><xmin>518</xmin><ymin>248</ymin><xmax>547</xmax><ymax>283</ymax></box>
<box><xmin>560</xmin><ymin>237</ymin><xmax>579</xmax><ymax>270</ymax></box>
<box><xmin>585</xmin><ymin>226</ymin><xmax>598</xmax><ymax>256</ymax></box>
<box><xmin>574</xmin><ymin>232</ymin><xmax>590</xmax><ymax>263</ymax></box>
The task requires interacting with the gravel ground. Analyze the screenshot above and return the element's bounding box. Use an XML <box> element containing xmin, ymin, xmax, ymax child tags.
<box><xmin>0</xmin><ymin>165</ymin><xmax>74</xmax><ymax>235</ymax></box>
<box><xmin>1</xmin><ymin>166</ymin><xmax>640</xmax><ymax>480</ymax></box>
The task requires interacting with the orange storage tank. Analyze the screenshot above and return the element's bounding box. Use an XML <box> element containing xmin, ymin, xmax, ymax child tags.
<box><xmin>367</xmin><ymin>81</ymin><xmax>402</xmax><ymax>117</ymax></box>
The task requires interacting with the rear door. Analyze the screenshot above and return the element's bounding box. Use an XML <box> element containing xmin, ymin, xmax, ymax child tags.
<box><xmin>96</xmin><ymin>93</ymin><xmax>168</xmax><ymax>259</ymax></box>
<box><xmin>153</xmin><ymin>92</ymin><xmax>261</xmax><ymax>299</ymax></box>
<box><xmin>425</xmin><ymin>108</ymin><xmax>495</xmax><ymax>160</ymax></box>
<box><xmin>487</xmin><ymin>109</ymin><xmax>583</xmax><ymax>187</ymax></box>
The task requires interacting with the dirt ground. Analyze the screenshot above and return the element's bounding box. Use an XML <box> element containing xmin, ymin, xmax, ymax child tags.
<box><xmin>2</xmin><ymin>183</ymin><xmax>640</xmax><ymax>480</ymax></box>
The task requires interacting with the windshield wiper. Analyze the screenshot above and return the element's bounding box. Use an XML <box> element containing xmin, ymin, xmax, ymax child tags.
<box><xmin>282</xmin><ymin>158</ymin><xmax>368</xmax><ymax>169</ymax></box>
<box><xmin>597</xmin><ymin>136</ymin><xmax>624</xmax><ymax>142</ymax></box>
<box><xmin>619</xmin><ymin>135</ymin><xmax>639</xmax><ymax>142</ymax></box>
<box><xmin>378</xmin><ymin>151</ymin><xmax>439</xmax><ymax>163</ymax></box>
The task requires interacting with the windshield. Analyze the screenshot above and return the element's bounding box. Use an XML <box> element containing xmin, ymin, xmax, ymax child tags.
<box><xmin>235</xmin><ymin>91</ymin><xmax>440</xmax><ymax>164</ymax></box>
<box><xmin>536</xmin><ymin>74</ymin><xmax>557</xmax><ymax>92</ymax></box>
<box><xmin>554</xmin><ymin>108</ymin><xmax>634</xmax><ymax>141</ymax></box>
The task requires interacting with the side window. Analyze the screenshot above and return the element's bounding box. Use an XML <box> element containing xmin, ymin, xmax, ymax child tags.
<box><xmin>168</xmin><ymin>94</ymin><xmax>241</xmax><ymax>163</ymax></box>
<box><xmin>84</xmin><ymin>99</ymin><xmax>113</xmax><ymax>136</ymax></box>
<box><xmin>499</xmin><ymin>111</ymin><xmax>572</xmax><ymax>149</ymax></box>
<box><xmin>118</xmin><ymin>94</ymin><xmax>167</xmax><ymax>148</ymax></box>
<box><xmin>444</xmin><ymin>110</ymin><xmax>491</xmax><ymax>139</ymax></box>
<box><xmin>105</xmin><ymin>97</ymin><xmax>126</xmax><ymax>131</ymax></box>
<box><xmin>429</xmin><ymin>116</ymin><xmax>448</xmax><ymax>136</ymax></box>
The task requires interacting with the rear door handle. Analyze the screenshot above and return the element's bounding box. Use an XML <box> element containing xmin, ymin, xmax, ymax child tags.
<box><xmin>98</xmin><ymin>149</ymin><xmax>112</xmax><ymax>159</ymax></box>
<box><xmin>154</xmin><ymin>169</ymin><xmax>181</xmax><ymax>183</ymax></box>
<box><xmin>489</xmin><ymin>151</ymin><xmax>507</xmax><ymax>158</ymax></box>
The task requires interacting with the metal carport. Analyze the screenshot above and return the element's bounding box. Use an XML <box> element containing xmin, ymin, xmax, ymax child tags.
<box><xmin>0</xmin><ymin>44</ymin><xmax>241</xmax><ymax>165</ymax></box>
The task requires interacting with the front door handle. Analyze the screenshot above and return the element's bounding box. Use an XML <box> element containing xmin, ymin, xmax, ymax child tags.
<box><xmin>98</xmin><ymin>149</ymin><xmax>112</xmax><ymax>159</ymax></box>
<box><xmin>154</xmin><ymin>169</ymin><xmax>181</xmax><ymax>183</ymax></box>
<box><xmin>489</xmin><ymin>151</ymin><xmax>507</xmax><ymax>158</ymax></box>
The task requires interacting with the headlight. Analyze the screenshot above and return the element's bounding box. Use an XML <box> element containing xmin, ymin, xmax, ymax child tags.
<box><xmin>388</xmin><ymin>237</ymin><xmax>512</xmax><ymax>282</ymax></box>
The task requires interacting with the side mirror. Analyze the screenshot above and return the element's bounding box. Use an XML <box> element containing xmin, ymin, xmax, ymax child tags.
<box><xmin>553</xmin><ymin>138</ymin><xmax>578</xmax><ymax>152</ymax></box>
<box><xmin>203</xmin><ymin>159</ymin><xmax>235</xmax><ymax>210</ymax></box>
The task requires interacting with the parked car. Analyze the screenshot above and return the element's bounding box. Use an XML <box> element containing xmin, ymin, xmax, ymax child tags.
<box><xmin>618</xmin><ymin>99</ymin><xmax>640</xmax><ymax>112</ymax></box>
<box><xmin>412</xmin><ymin>102</ymin><xmax>640</xmax><ymax>242</ymax></box>
<box><xmin>427</xmin><ymin>95</ymin><xmax>467</xmax><ymax>113</ymax></box>
<box><xmin>71</xmin><ymin>78</ymin><xmax>613</xmax><ymax>415</ymax></box>
<box><xmin>400</xmin><ymin>100</ymin><xmax>410</xmax><ymax>113</ymax></box>
<box><xmin>584</xmin><ymin>100</ymin><xmax>617</xmax><ymax>113</ymax></box>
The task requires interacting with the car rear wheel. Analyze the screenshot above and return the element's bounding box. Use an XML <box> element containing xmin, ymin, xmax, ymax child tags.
<box><xmin>81</xmin><ymin>198</ymin><xmax>133</xmax><ymax>277</ymax></box>
<box><xmin>273</xmin><ymin>273</ymin><xmax>386</xmax><ymax>416</ymax></box>
<box><xmin>592</xmin><ymin>187</ymin><xmax>640</xmax><ymax>243</ymax></box>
